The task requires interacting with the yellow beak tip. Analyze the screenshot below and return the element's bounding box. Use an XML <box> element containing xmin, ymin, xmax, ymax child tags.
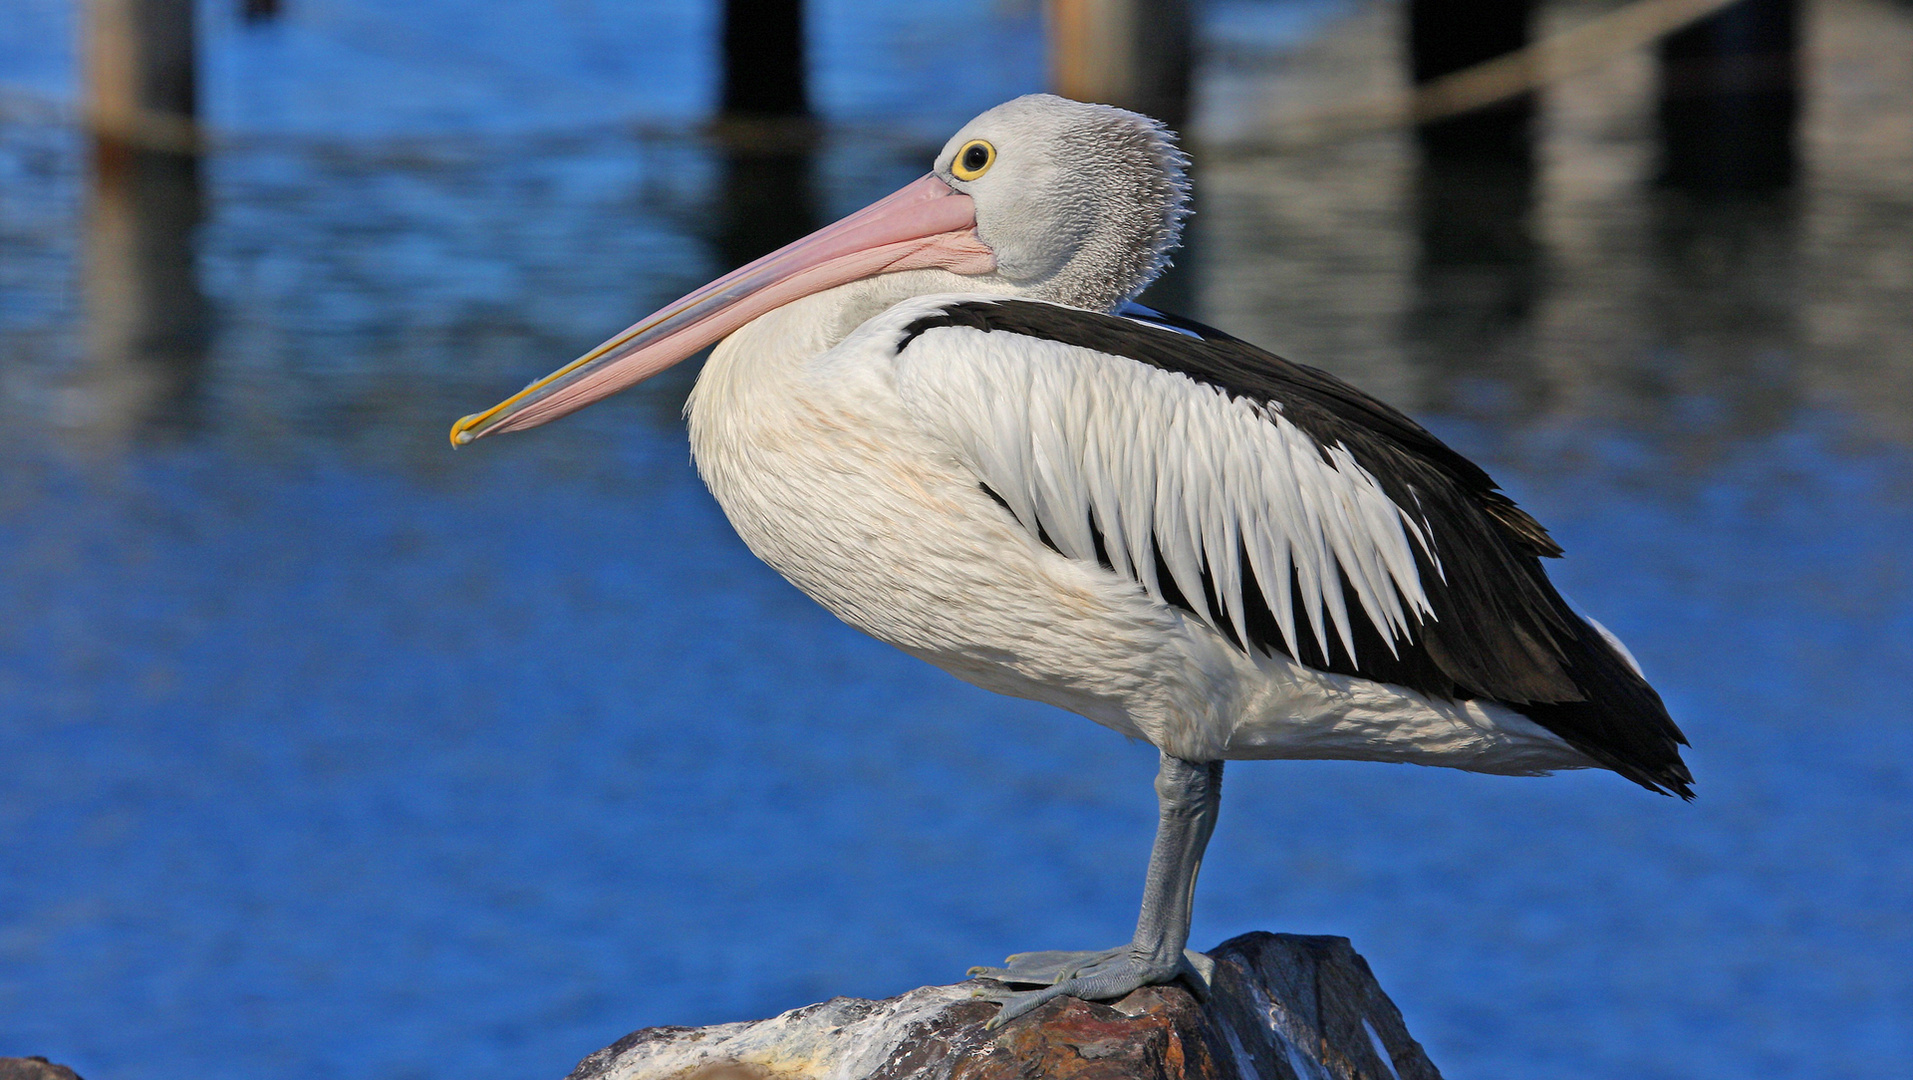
<box><xmin>450</xmin><ymin>417</ymin><xmax>481</xmax><ymax>447</ymax></box>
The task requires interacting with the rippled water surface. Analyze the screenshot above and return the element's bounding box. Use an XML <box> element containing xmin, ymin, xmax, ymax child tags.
<box><xmin>3</xmin><ymin>1</ymin><xmax>1911</xmax><ymax>1078</ymax></box>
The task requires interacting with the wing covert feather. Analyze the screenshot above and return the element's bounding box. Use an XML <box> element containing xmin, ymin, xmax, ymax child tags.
<box><xmin>891</xmin><ymin>315</ymin><xmax>1435</xmax><ymax>668</ymax></box>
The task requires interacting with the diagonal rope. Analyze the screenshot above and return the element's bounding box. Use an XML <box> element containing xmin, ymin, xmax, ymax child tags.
<box><xmin>1215</xmin><ymin>0</ymin><xmax>1748</xmax><ymax>155</ymax></box>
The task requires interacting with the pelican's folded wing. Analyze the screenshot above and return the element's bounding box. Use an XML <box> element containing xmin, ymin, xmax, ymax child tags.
<box><xmin>888</xmin><ymin>296</ymin><xmax>1691</xmax><ymax>796</ymax></box>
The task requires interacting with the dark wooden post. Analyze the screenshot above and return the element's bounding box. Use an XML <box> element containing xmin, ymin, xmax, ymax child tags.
<box><xmin>82</xmin><ymin>0</ymin><xmax>207</xmax><ymax>440</ymax></box>
<box><xmin>1048</xmin><ymin>0</ymin><xmax>1191</xmax><ymax>127</ymax></box>
<box><xmin>712</xmin><ymin>0</ymin><xmax>816</xmax><ymax>273</ymax></box>
<box><xmin>1405</xmin><ymin>0</ymin><xmax>1538</xmax><ymax>412</ymax></box>
<box><xmin>1407</xmin><ymin>0</ymin><xmax>1535</xmax><ymax>161</ymax></box>
<box><xmin>721</xmin><ymin>0</ymin><xmax>808</xmax><ymax>118</ymax></box>
<box><xmin>1048</xmin><ymin>0</ymin><xmax>1197</xmax><ymax>311</ymax></box>
<box><xmin>1658</xmin><ymin>0</ymin><xmax>1798</xmax><ymax>189</ymax></box>
<box><xmin>86</xmin><ymin>0</ymin><xmax>197</xmax><ymax>149</ymax></box>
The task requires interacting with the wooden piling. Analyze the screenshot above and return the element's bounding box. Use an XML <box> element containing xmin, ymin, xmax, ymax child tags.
<box><xmin>721</xmin><ymin>0</ymin><xmax>808</xmax><ymax>118</ymax></box>
<box><xmin>1407</xmin><ymin>0</ymin><xmax>1535</xmax><ymax>161</ymax></box>
<box><xmin>1658</xmin><ymin>0</ymin><xmax>1799</xmax><ymax>188</ymax></box>
<box><xmin>1048</xmin><ymin>0</ymin><xmax>1191</xmax><ymax>127</ymax></box>
<box><xmin>81</xmin><ymin>0</ymin><xmax>206</xmax><ymax>442</ymax></box>
<box><xmin>85</xmin><ymin>0</ymin><xmax>197</xmax><ymax>151</ymax></box>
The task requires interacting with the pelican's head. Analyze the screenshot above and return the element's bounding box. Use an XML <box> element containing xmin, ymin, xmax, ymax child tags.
<box><xmin>935</xmin><ymin>94</ymin><xmax>1189</xmax><ymax>312</ymax></box>
<box><xmin>450</xmin><ymin>94</ymin><xmax>1190</xmax><ymax>445</ymax></box>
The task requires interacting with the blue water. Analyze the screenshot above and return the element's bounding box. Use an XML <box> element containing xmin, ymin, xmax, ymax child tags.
<box><xmin>3</xmin><ymin>2</ymin><xmax>1911</xmax><ymax>1078</ymax></box>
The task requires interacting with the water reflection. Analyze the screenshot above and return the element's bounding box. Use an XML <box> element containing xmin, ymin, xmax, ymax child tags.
<box><xmin>78</xmin><ymin>140</ymin><xmax>209</xmax><ymax>447</ymax></box>
<box><xmin>709</xmin><ymin>123</ymin><xmax>821</xmax><ymax>271</ymax></box>
<box><xmin>1404</xmin><ymin>0</ymin><xmax>1544</xmax><ymax>419</ymax></box>
<box><xmin>1643</xmin><ymin>188</ymin><xmax>1801</xmax><ymax>458</ymax></box>
<box><xmin>600</xmin><ymin>121</ymin><xmax>826</xmax><ymax>423</ymax></box>
<box><xmin>1406</xmin><ymin>144</ymin><xmax>1540</xmax><ymax>418</ymax></box>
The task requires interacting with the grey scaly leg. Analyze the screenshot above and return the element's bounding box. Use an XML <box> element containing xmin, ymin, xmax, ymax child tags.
<box><xmin>971</xmin><ymin>752</ymin><xmax>1224</xmax><ymax>1027</ymax></box>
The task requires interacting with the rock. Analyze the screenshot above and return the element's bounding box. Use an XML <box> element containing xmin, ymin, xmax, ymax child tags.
<box><xmin>566</xmin><ymin>932</ymin><xmax>1441</xmax><ymax>1080</ymax></box>
<box><xmin>0</xmin><ymin>1059</ymin><xmax>85</xmax><ymax>1080</ymax></box>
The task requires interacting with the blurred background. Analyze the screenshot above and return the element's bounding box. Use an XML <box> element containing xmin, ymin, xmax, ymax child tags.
<box><xmin>1</xmin><ymin>0</ymin><xmax>1909</xmax><ymax>1077</ymax></box>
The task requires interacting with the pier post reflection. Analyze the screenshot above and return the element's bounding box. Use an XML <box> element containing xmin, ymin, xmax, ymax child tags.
<box><xmin>714</xmin><ymin>0</ymin><xmax>817</xmax><ymax>292</ymax></box>
<box><xmin>711</xmin><ymin>129</ymin><xmax>820</xmax><ymax>274</ymax></box>
<box><xmin>79</xmin><ymin>0</ymin><xmax>209</xmax><ymax>447</ymax></box>
<box><xmin>636</xmin><ymin>121</ymin><xmax>820</xmax><ymax>412</ymax></box>
<box><xmin>1408</xmin><ymin>0</ymin><xmax>1534</xmax><ymax>162</ymax></box>
<box><xmin>1645</xmin><ymin>188</ymin><xmax>1800</xmax><ymax>459</ymax></box>
<box><xmin>1405</xmin><ymin>154</ymin><xmax>1539</xmax><ymax>420</ymax></box>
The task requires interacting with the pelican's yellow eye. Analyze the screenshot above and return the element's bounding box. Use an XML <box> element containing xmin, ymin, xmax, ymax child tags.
<box><xmin>951</xmin><ymin>139</ymin><xmax>995</xmax><ymax>181</ymax></box>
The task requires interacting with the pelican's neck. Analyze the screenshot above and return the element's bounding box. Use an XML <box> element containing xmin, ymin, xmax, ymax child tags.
<box><xmin>805</xmin><ymin>267</ymin><xmax>1023</xmax><ymax>353</ymax></box>
<box><xmin>688</xmin><ymin>267</ymin><xmax>1016</xmax><ymax>421</ymax></box>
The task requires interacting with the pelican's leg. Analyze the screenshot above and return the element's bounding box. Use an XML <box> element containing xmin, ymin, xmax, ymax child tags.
<box><xmin>970</xmin><ymin>752</ymin><xmax>1224</xmax><ymax>1027</ymax></box>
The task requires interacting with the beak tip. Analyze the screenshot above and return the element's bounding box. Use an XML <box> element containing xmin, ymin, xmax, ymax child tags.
<box><xmin>450</xmin><ymin>417</ymin><xmax>481</xmax><ymax>447</ymax></box>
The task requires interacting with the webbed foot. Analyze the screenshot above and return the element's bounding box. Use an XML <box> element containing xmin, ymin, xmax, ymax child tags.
<box><xmin>969</xmin><ymin>946</ymin><xmax>1216</xmax><ymax>1028</ymax></box>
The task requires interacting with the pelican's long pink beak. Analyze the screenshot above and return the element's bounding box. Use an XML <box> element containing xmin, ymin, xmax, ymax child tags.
<box><xmin>449</xmin><ymin>174</ymin><xmax>993</xmax><ymax>445</ymax></box>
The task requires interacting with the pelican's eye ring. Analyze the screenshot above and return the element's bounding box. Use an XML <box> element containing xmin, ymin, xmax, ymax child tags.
<box><xmin>951</xmin><ymin>139</ymin><xmax>996</xmax><ymax>181</ymax></box>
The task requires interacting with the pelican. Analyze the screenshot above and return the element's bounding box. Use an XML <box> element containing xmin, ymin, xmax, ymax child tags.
<box><xmin>451</xmin><ymin>94</ymin><xmax>1692</xmax><ymax>1026</ymax></box>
